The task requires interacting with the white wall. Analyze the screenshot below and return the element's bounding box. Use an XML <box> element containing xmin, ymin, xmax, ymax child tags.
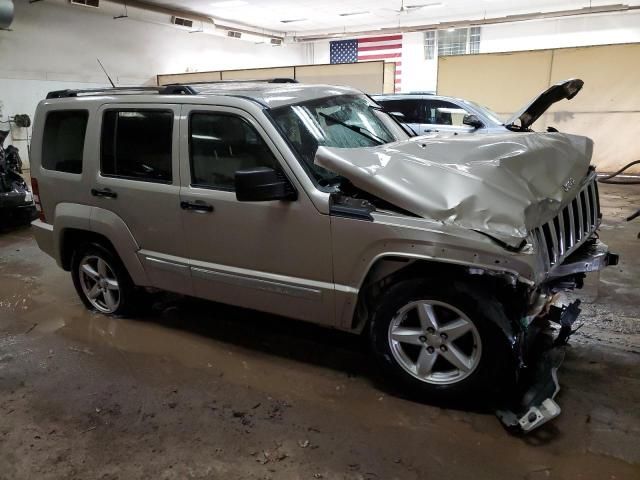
<box><xmin>309</xmin><ymin>10</ymin><xmax>640</xmax><ymax>94</ymax></box>
<box><xmin>480</xmin><ymin>10</ymin><xmax>640</xmax><ymax>53</ymax></box>
<box><xmin>0</xmin><ymin>0</ymin><xmax>310</xmax><ymax>166</ymax></box>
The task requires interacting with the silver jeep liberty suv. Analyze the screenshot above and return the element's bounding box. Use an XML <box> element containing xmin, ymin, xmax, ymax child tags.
<box><xmin>30</xmin><ymin>80</ymin><xmax>616</xmax><ymax>421</ymax></box>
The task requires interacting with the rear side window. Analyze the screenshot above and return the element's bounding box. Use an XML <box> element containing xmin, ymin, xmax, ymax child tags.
<box><xmin>42</xmin><ymin>110</ymin><xmax>88</xmax><ymax>174</ymax></box>
<box><xmin>101</xmin><ymin>110</ymin><xmax>173</xmax><ymax>183</ymax></box>
<box><xmin>377</xmin><ymin>99</ymin><xmax>425</xmax><ymax>124</ymax></box>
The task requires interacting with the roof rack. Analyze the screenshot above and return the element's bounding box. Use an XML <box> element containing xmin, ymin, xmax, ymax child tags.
<box><xmin>46</xmin><ymin>85</ymin><xmax>196</xmax><ymax>99</ymax></box>
<box><xmin>46</xmin><ymin>78</ymin><xmax>298</xmax><ymax>99</ymax></box>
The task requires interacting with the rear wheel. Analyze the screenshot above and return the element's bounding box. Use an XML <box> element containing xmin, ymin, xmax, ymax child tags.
<box><xmin>369</xmin><ymin>278</ymin><xmax>516</xmax><ymax>403</ymax></box>
<box><xmin>71</xmin><ymin>243</ymin><xmax>137</xmax><ymax>316</ymax></box>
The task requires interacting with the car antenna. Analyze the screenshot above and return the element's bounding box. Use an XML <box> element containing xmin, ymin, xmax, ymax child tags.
<box><xmin>97</xmin><ymin>58</ymin><xmax>116</xmax><ymax>88</ymax></box>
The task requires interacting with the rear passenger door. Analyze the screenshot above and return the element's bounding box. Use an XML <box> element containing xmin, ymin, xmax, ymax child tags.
<box><xmin>422</xmin><ymin>100</ymin><xmax>475</xmax><ymax>134</ymax></box>
<box><xmin>377</xmin><ymin>99</ymin><xmax>425</xmax><ymax>134</ymax></box>
<box><xmin>92</xmin><ymin>104</ymin><xmax>191</xmax><ymax>295</ymax></box>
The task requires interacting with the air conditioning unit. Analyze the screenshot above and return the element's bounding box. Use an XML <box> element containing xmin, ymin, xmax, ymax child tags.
<box><xmin>270</xmin><ymin>38</ymin><xmax>283</xmax><ymax>46</ymax></box>
<box><xmin>70</xmin><ymin>0</ymin><xmax>100</xmax><ymax>7</ymax></box>
<box><xmin>227</xmin><ymin>30</ymin><xmax>242</xmax><ymax>39</ymax></box>
<box><xmin>172</xmin><ymin>16</ymin><xmax>194</xmax><ymax>28</ymax></box>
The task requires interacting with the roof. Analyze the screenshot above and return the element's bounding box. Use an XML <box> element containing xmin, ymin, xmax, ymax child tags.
<box><xmin>188</xmin><ymin>82</ymin><xmax>363</xmax><ymax>108</ymax></box>
<box><xmin>45</xmin><ymin>82</ymin><xmax>364</xmax><ymax>109</ymax></box>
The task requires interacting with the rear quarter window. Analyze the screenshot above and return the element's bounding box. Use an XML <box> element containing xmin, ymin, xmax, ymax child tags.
<box><xmin>42</xmin><ymin>110</ymin><xmax>88</xmax><ymax>174</ymax></box>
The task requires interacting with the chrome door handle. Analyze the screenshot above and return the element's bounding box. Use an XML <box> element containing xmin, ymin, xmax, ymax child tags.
<box><xmin>91</xmin><ymin>188</ymin><xmax>117</xmax><ymax>199</ymax></box>
<box><xmin>180</xmin><ymin>201</ymin><xmax>213</xmax><ymax>213</ymax></box>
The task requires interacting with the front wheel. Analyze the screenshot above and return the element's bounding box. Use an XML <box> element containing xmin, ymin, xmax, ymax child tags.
<box><xmin>369</xmin><ymin>278</ymin><xmax>516</xmax><ymax>404</ymax></box>
<box><xmin>71</xmin><ymin>243</ymin><xmax>136</xmax><ymax>316</ymax></box>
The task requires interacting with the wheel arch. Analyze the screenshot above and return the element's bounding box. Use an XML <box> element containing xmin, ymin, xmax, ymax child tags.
<box><xmin>349</xmin><ymin>254</ymin><xmax>526</xmax><ymax>348</ymax></box>
<box><xmin>55</xmin><ymin>204</ymin><xmax>149</xmax><ymax>286</ymax></box>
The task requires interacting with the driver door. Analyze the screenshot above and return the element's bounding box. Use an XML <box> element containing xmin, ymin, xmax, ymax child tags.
<box><xmin>178</xmin><ymin>105</ymin><xmax>336</xmax><ymax>325</ymax></box>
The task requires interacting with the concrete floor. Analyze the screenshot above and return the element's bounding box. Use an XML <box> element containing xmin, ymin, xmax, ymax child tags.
<box><xmin>0</xmin><ymin>184</ymin><xmax>639</xmax><ymax>480</ymax></box>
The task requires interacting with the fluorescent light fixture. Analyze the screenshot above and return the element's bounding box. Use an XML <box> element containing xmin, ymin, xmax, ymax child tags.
<box><xmin>210</xmin><ymin>1</ymin><xmax>248</xmax><ymax>7</ymax></box>
<box><xmin>280</xmin><ymin>18</ymin><xmax>307</xmax><ymax>23</ymax></box>
<box><xmin>339</xmin><ymin>11</ymin><xmax>370</xmax><ymax>16</ymax></box>
<box><xmin>406</xmin><ymin>2</ymin><xmax>443</xmax><ymax>9</ymax></box>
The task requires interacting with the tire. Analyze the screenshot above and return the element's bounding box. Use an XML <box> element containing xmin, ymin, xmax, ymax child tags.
<box><xmin>71</xmin><ymin>242</ymin><xmax>138</xmax><ymax>316</ymax></box>
<box><xmin>369</xmin><ymin>277</ymin><xmax>516</xmax><ymax>405</ymax></box>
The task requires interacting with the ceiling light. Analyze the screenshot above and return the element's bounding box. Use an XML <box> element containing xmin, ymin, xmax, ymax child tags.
<box><xmin>280</xmin><ymin>18</ymin><xmax>307</xmax><ymax>23</ymax></box>
<box><xmin>447</xmin><ymin>27</ymin><xmax>456</xmax><ymax>31</ymax></box>
<box><xmin>339</xmin><ymin>11</ymin><xmax>370</xmax><ymax>16</ymax></box>
<box><xmin>210</xmin><ymin>1</ymin><xmax>248</xmax><ymax>7</ymax></box>
<box><xmin>406</xmin><ymin>2</ymin><xmax>443</xmax><ymax>9</ymax></box>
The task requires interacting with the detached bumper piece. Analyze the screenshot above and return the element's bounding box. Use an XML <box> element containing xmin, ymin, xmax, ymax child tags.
<box><xmin>496</xmin><ymin>299</ymin><xmax>585</xmax><ymax>434</ymax></box>
<box><xmin>496</xmin><ymin>345</ymin><xmax>565</xmax><ymax>433</ymax></box>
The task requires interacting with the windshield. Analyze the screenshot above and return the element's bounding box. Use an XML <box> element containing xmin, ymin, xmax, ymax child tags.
<box><xmin>462</xmin><ymin>100</ymin><xmax>505</xmax><ymax>125</ymax></box>
<box><xmin>270</xmin><ymin>94</ymin><xmax>402</xmax><ymax>187</ymax></box>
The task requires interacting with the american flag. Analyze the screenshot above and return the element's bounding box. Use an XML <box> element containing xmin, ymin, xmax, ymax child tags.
<box><xmin>329</xmin><ymin>34</ymin><xmax>403</xmax><ymax>92</ymax></box>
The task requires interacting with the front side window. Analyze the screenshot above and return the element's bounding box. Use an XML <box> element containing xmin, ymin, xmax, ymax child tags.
<box><xmin>425</xmin><ymin>100</ymin><xmax>472</xmax><ymax>126</ymax></box>
<box><xmin>42</xmin><ymin>110</ymin><xmax>88</xmax><ymax>174</ymax></box>
<box><xmin>101</xmin><ymin>110</ymin><xmax>173</xmax><ymax>183</ymax></box>
<box><xmin>189</xmin><ymin>113</ymin><xmax>278</xmax><ymax>190</ymax></box>
<box><xmin>270</xmin><ymin>95</ymin><xmax>401</xmax><ymax>186</ymax></box>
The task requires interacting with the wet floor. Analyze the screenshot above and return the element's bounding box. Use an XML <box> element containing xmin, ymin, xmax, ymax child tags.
<box><xmin>1</xmin><ymin>184</ymin><xmax>639</xmax><ymax>479</ymax></box>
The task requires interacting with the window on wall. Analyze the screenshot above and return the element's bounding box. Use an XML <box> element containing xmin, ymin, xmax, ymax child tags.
<box><xmin>424</xmin><ymin>30</ymin><xmax>436</xmax><ymax>60</ymax></box>
<box><xmin>429</xmin><ymin>27</ymin><xmax>481</xmax><ymax>57</ymax></box>
<box><xmin>469</xmin><ymin>26</ymin><xmax>481</xmax><ymax>54</ymax></box>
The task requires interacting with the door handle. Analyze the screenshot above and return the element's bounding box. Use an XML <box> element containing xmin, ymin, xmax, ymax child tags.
<box><xmin>91</xmin><ymin>188</ymin><xmax>117</xmax><ymax>199</ymax></box>
<box><xmin>181</xmin><ymin>201</ymin><xmax>214</xmax><ymax>213</ymax></box>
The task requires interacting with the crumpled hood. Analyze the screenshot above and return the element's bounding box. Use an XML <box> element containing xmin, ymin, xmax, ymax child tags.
<box><xmin>315</xmin><ymin>132</ymin><xmax>593</xmax><ymax>247</ymax></box>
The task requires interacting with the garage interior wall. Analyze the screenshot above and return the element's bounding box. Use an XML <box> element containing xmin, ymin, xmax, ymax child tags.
<box><xmin>437</xmin><ymin>43</ymin><xmax>640</xmax><ymax>174</ymax></box>
<box><xmin>310</xmin><ymin>9</ymin><xmax>640</xmax><ymax>94</ymax></box>
<box><xmin>0</xmin><ymin>0</ymin><xmax>310</xmax><ymax>167</ymax></box>
<box><xmin>159</xmin><ymin>61</ymin><xmax>393</xmax><ymax>95</ymax></box>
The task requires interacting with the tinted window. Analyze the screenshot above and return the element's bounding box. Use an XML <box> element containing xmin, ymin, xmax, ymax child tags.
<box><xmin>101</xmin><ymin>110</ymin><xmax>173</xmax><ymax>183</ymax></box>
<box><xmin>42</xmin><ymin>110</ymin><xmax>88</xmax><ymax>174</ymax></box>
<box><xmin>190</xmin><ymin>113</ymin><xmax>277</xmax><ymax>190</ymax></box>
<box><xmin>377</xmin><ymin>99</ymin><xmax>425</xmax><ymax>124</ymax></box>
<box><xmin>425</xmin><ymin>100</ymin><xmax>471</xmax><ymax>126</ymax></box>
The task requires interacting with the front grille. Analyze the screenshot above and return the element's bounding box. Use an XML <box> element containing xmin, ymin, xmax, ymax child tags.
<box><xmin>532</xmin><ymin>174</ymin><xmax>600</xmax><ymax>270</ymax></box>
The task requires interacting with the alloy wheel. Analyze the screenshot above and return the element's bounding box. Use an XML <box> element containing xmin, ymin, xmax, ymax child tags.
<box><xmin>388</xmin><ymin>300</ymin><xmax>482</xmax><ymax>385</ymax></box>
<box><xmin>78</xmin><ymin>255</ymin><xmax>121</xmax><ymax>314</ymax></box>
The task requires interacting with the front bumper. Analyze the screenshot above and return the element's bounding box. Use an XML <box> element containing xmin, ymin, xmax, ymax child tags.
<box><xmin>547</xmin><ymin>238</ymin><xmax>618</xmax><ymax>280</ymax></box>
<box><xmin>498</xmin><ymin>238</ymin><xmax>618</xmax><ymax>434</ymax></box>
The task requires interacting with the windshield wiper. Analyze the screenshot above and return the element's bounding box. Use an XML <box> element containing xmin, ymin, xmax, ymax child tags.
<box><xmin>318</xmin><ymin>112</ymin><xmax>385</xmax><ymax>145</ymax></box>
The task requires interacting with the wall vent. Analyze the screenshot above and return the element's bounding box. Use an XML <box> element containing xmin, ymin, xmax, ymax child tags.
<box><xmin>270</xmin><ymin>38</ymin><xmax>283</xmax><ymax>46</ymax></box>
<box><xmin>172</xmin><ymin>16</ymin><xmax>194</xmax><ymax>28</ymax></box>
<box><xmin>227</xmin><ymin>30</ymin><xmax>242</xmax><ymax>39</ymax></box>
<box><xmin>70</xmin><ymin>0</ymin><xmax>100</xmax><ymax>8</ymax></box>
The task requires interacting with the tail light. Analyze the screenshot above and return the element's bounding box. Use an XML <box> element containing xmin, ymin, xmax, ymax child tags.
<box><xmin>30</xmin><ymin>177</ymin><xmax>47</xmax><ymax>222</ymax></box>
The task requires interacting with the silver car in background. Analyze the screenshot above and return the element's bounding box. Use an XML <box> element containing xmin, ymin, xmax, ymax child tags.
<box><xmin>373</xmin><ymin>79</ymin><xmax>583</xmax><ymax>135</ymax></box>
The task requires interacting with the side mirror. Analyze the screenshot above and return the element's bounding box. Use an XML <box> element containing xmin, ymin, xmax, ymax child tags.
<box><xmin>235</xmin><ymin>167</ymin><xmax>297</xmax><ymax>202</ymax></box>
<box><xmin>462</xmin><ymin>114</ymin><xmax>483</xmax><ymax>129</ymax></box>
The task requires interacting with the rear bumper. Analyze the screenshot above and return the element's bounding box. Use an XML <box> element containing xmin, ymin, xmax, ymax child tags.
<box><xmin>31</xmin><ymin>219</ymin><xmax>56</xmax><ymax>260</ymax></box>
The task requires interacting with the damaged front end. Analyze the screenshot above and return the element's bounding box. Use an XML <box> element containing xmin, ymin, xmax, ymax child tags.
<box><xmin>314</xmin><ymin>131</ymin><xmax>617</xmax><ymax>433</ymax></box>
